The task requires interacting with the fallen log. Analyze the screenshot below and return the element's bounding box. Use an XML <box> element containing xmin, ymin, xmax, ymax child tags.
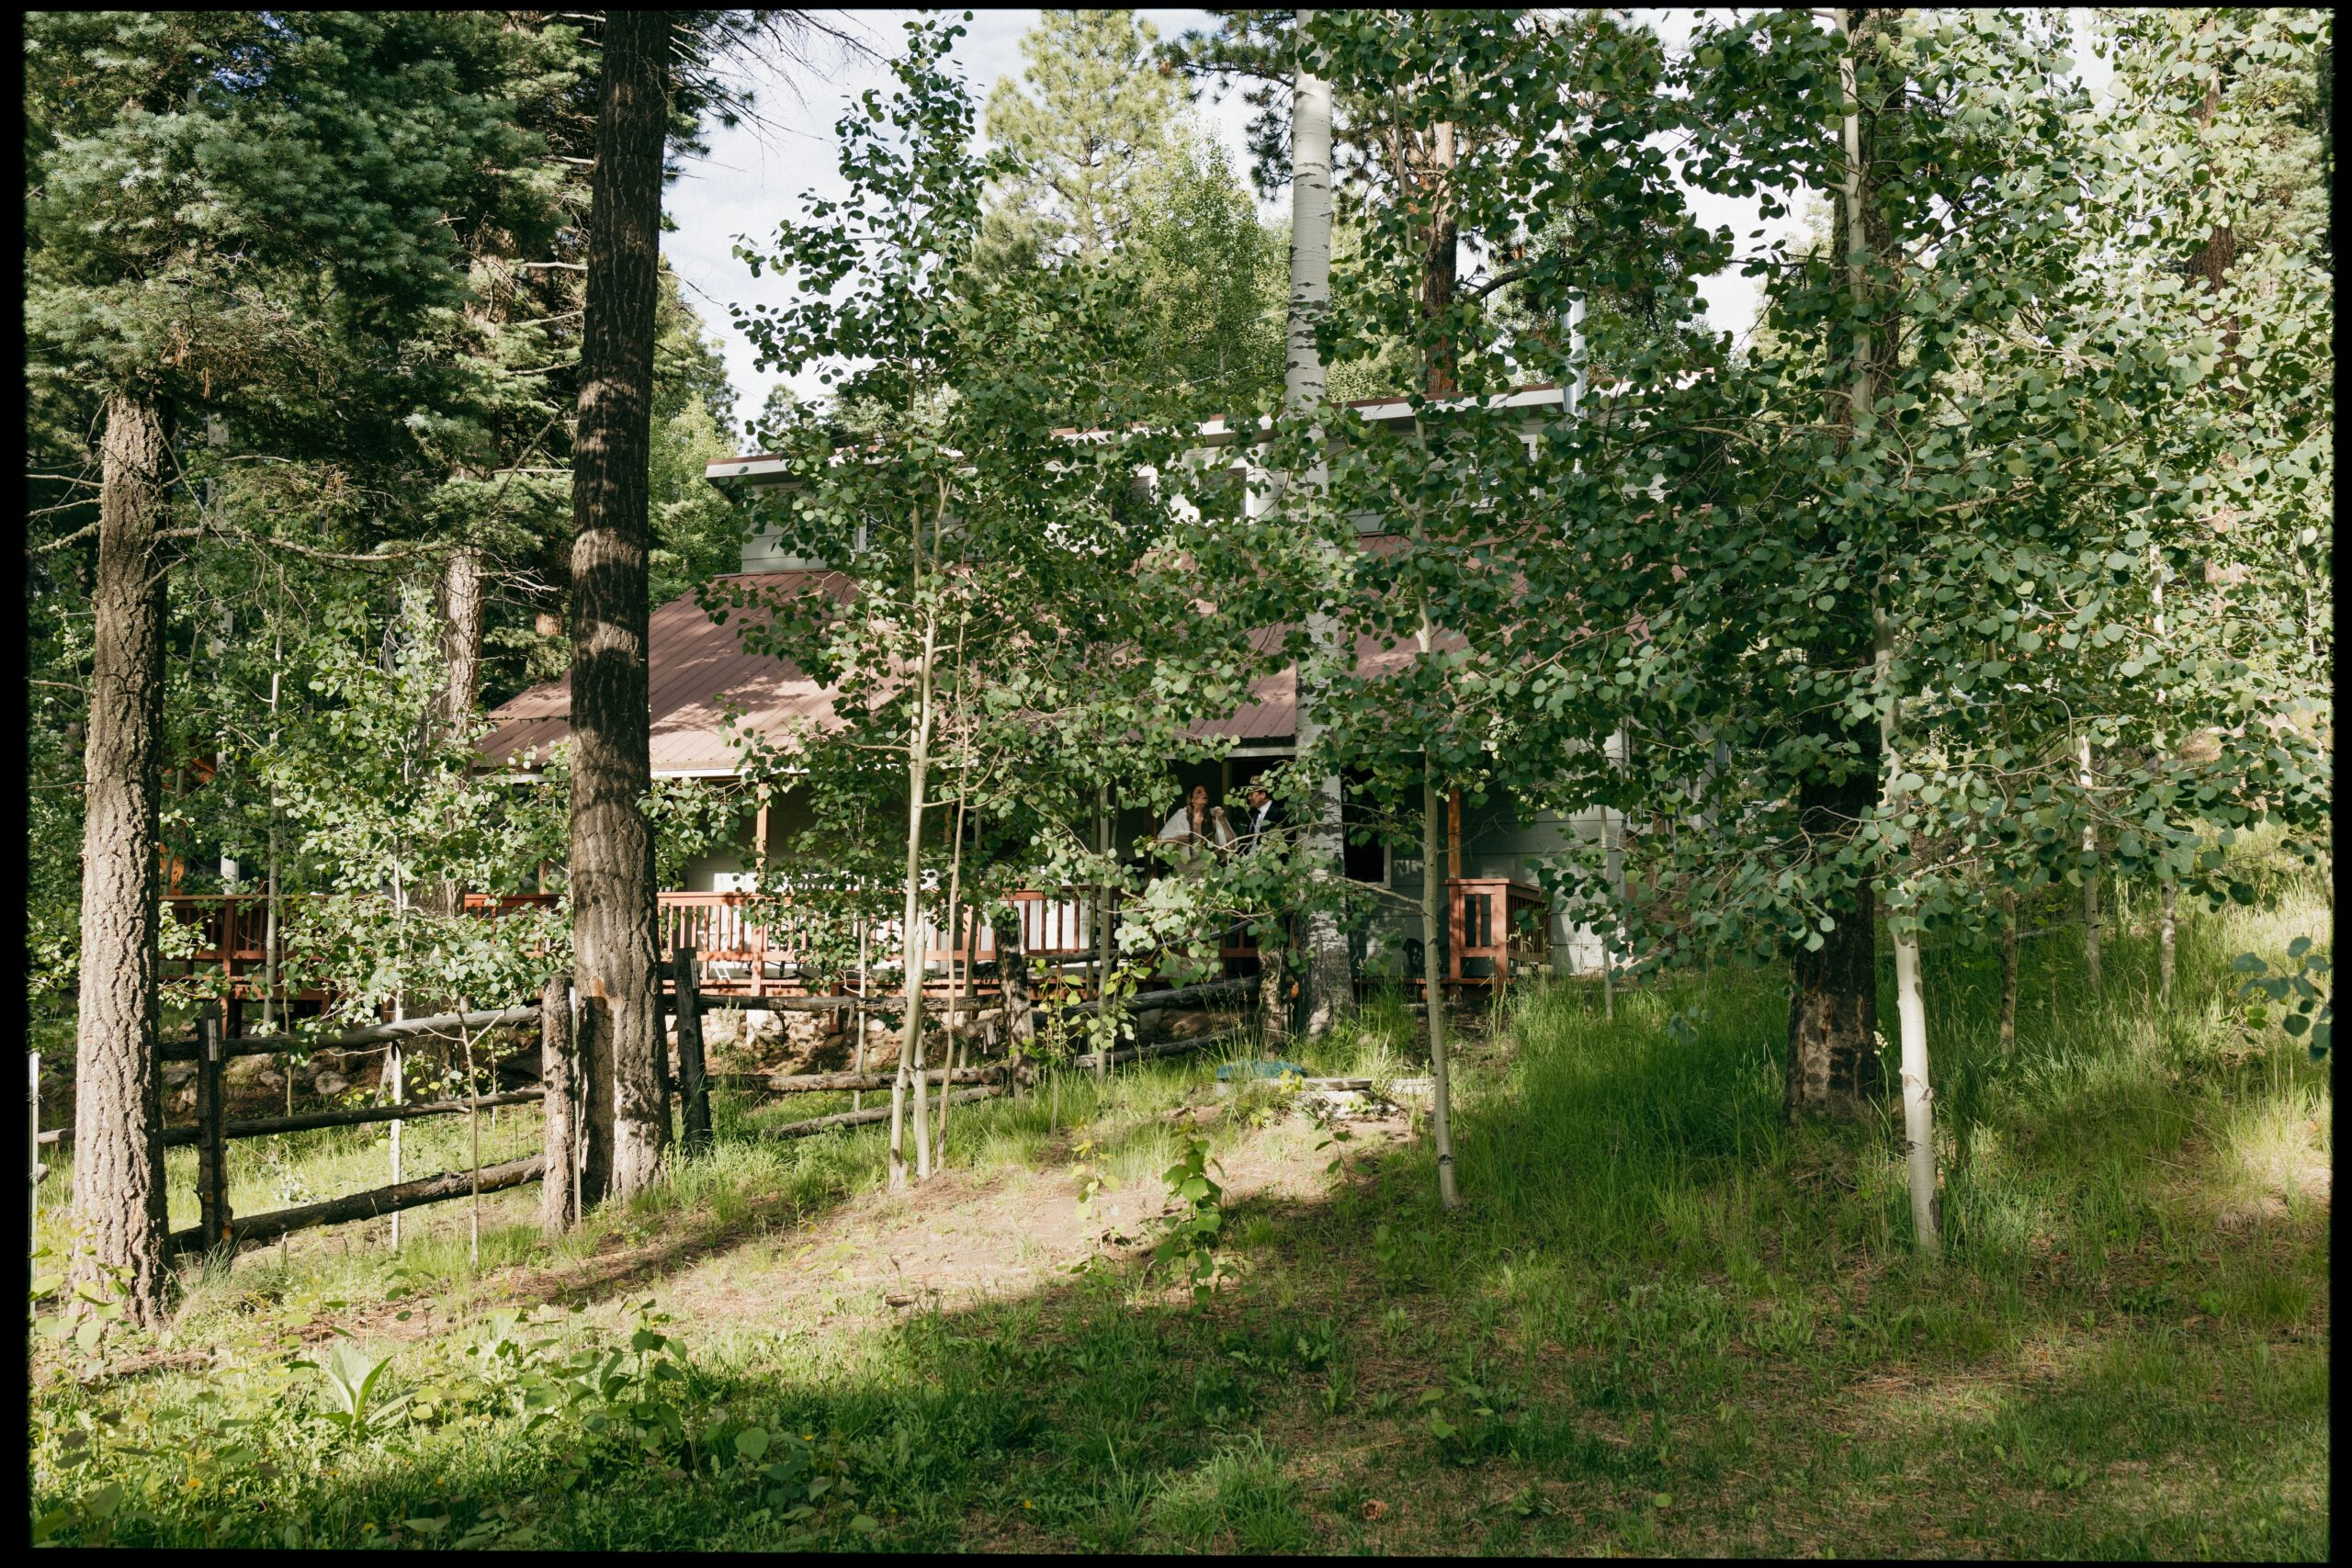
<box><xmin>1050</xmin><ymin>976</ymin><xmax>1256</xmax><ymax>1020</ymax></box>
<box><xmin>760</xmin><ymin>1085</ymin><xmax>1001</xmax><ymax>1140</ymax></box>
<box><xmin>167</xmin><ymin>1155</ymin><xmax>545</xmax><ymax>1256</ymax></box>
<box><xmin>159</xmin><ymin>1005</ymin><xmax>542</xmax><ymax>1063</ymax></box>
<box><xmin>1051</xmin><ymin>1026</ymin><xmax>1248</xmax><ymax>1077</ymax></box>
<box><xmin>51</xmin><ymin>1088</ymin><xmax>544</xmax><ymax>1149</ymax></box>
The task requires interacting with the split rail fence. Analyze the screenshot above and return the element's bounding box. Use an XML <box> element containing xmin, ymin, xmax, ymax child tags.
<box><xmin>32</xmin><ymin>954</ymin><xmax>1257</xmax><ymax>1263</ymax></box>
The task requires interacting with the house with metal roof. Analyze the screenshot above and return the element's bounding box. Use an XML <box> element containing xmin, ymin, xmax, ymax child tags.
<box><xmin>478</xmin><ymin>387</ymin><xmax>1628</xmax><ymax>984</ymax></box>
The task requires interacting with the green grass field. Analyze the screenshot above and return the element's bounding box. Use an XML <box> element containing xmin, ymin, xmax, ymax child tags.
<box><xmin>28</xmin><ymin>861</ymin><xmax>2330</xmax><ymax>1555</ymax></box>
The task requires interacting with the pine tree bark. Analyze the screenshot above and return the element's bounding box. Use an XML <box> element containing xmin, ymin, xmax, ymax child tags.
<box><xmin>70</xmin><ymin>390</ymin><xmax>175</xmax><ymax>1326</ymax></box>
<box><xmin>435</xmin><ymin>544</ymin><xmax>486</xmax><ymax>738</ymax></box>
<box><xmin>570</xmin><ymin>9</ymin><xmax>673</xmax><ymax>1205</ymax></box>
<box><xmin>539</xmin><ymin>976</ymin><xmax>580</xmax><ymax>1235</ymax></box>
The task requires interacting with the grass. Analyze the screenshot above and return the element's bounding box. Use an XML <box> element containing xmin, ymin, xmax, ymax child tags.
<box><xmin>28</xmin><ymin>853</ymin><xmax>2331</xmax><ymax>1556</ymax></box>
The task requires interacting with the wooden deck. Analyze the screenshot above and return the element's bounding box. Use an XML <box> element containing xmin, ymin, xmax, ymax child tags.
<box><xmin>163</xmin><ymin>874</ymin><xmax>1546</xmax><ymax>1021</ymax></box>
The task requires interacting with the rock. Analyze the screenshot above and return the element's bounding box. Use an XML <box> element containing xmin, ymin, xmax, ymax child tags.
<box><xmin>313</xmin><ymin>1072</ymin><xmax>352</xmax><ymax>1097</ymax></box>
<box><xmin>1134</xmin><ymin>1008</ymin><xmax>1167</xmax><ymax>1038</ymax></box>
<box><xmin>162</xmin><ymin>1062</ymin><xmax>197</xmax><ymax>1088</ymax></box>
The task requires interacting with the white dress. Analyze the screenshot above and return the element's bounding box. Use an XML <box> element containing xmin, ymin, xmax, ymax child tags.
<box><xmin>1158</xmin><ymin>808</ymin><xmax>1236</xmax><ymax>860</ymax></box>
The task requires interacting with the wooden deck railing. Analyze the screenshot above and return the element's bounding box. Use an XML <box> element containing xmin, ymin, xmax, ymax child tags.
<box><xmin>164</xmin><ymin>877</ymin><xmax>1534</xmax><ymax>1004</ymax></box>
<box><xmin>1446</xmin><ymin>876</ymin><xmax>1550</xmax><ymax>992</ymax></box>
<box><xmin>164</xmin><ymin>885</ymin><xmax>1199</xmax><ymax>1008</ymax></box>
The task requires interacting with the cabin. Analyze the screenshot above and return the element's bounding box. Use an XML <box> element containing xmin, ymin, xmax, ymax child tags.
<box><xmin>472</xmin><ymin>387</ymin><xmax>1630</xmax><ymax>997</ymax></box>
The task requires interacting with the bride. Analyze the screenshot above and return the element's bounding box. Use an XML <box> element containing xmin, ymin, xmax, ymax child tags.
<box><xmin>1158</xmin><ymin>784</ymin><xmax>1236</xmax><ymax>863</ymax></box>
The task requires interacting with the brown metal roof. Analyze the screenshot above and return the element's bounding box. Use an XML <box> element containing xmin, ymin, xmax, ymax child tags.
<box><xmin>481</xmin><ymin>571</ymin><xmax>853</xmax><ymax>776</ymax></box>
<box><xmin>481</xmin><ymin>550</ymin><xmax>1464</xmax><ymax>776</ymax></box>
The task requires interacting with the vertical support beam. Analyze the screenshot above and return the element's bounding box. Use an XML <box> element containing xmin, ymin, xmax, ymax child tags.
<box><xmin>195</xmin><ymin>1010</ymin><xmax>232</xmax><ymax>1253</ymax></box>
<box><xmin>673</xmin><ymin>945</ymin><xmax>710</xmax><ymax>1156</ymax></box>
<box><xmin>539</xmin><ymin>973</ymin><xmax>579</xmax><ymax>1235</ymax></box>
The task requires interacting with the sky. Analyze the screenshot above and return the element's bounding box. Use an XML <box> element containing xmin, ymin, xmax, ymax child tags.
<box><xmin>662</xmin><ymin>9</ymin><xmax>2107</xmax><ymax>432</ymax></box>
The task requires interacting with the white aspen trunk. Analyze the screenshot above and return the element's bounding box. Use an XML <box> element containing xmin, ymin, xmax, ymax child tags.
<box><xmin>1422</xmin><ymin>768</ymin><xmax>1460</xmax><ymax>1211</ymax></box>
<box><xmin>1847</xmin><ymin>12</ymin><xmax>1933</xmax><ymax>1255</ymax></box>
<box><xmin>852</xmin><ymin>918</ymin><xmax>868</xmax><ymax>1113</ymax></box>
<box><xmin>2078</xmin><ymin>734</ymin><xmax>2100</xmax><ymax>990</ymax></box>
<box><xmin>1999</xmin><ymin>891</ymin><xmax>2019</xmax><ymax>1053</ymax></box>
<box><xmin>388</xmin><ymin>1010</ymin><xmax>404</xmax><ymax>1252</ymax></box>
<box><xmin>1283</xmin><ymin>28</ymin><xmax>1353</xmax><ymax>1037</ymax></box>
<box><xmin>2151</xmin><ymin>542</ymin><xmax>2176</xmax><ymax>1004</ymax></box>
<box><xmin>461</xmin><ymin>1006</ymin><xmax>481</xmax><ymax>1270</ymax></box>
<box><xmin>935</xmin><ymin>791</ymin><xmax>969</xmax><ymax>1169</ymax></box>
<box><xmin>2159</xmin><ymin>883</ymin><xmax>2177</xmax><ymax>1004</ymax></box>
<box><xmin>1891</xmin><ymin>914</ymin><xmax>1939</xmax><ymax>1256</ymax></box>
<box><xmin>1876</xmin><ymin>615</ymin><xmax>1938</xmax><ymax>1258</ymax></box>
<box><xmin>1095</xmin><ymin>784</ymin><xmax>1112</xmax><ymax>1079</ymax></box>
<box><xmin>889</xmin><ymin>613</ymin><xmax>939</xmax><ymax>1193</ymax></box>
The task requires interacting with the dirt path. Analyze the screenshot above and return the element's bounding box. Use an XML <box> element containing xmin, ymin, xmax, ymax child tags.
<box><xmin>579</xmin><ymin>1099</ymin><xmax>1416</xmax><ymax>1340</ymax></box>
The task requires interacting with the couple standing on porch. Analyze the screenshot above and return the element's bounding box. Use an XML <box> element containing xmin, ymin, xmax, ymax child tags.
<box><xmin>1157</xmin><ymin>783</ymin><xmax>1284</xmax><ymax>863</ymax></box>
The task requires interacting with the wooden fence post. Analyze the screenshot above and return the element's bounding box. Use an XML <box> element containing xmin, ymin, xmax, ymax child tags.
<box><xmin>673</xmin><ymin>945</ymin><xmax>711</xmax><ymax>1156</ymax></box>
<box><xmin>195</xmin><ymin>1010</ymin><xmax>233</xmax><ymax>1252</ymax></box>
<box><xmin>539</xmin><ymin>974</ymin><xmax>578</xmax><ymax>1235</ymax></box>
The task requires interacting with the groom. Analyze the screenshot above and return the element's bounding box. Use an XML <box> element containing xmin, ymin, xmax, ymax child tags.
<box><xmin>1236</xmin><ymin>782</ymin><xmax>1286</xmax><ymax>854</ymax></box>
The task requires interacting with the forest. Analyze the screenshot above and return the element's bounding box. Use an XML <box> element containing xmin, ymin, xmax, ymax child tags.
<box><xmin>23</xmin><ymin>7</ymin><xmax>2332</xmax><ymax>1555</ymax></box>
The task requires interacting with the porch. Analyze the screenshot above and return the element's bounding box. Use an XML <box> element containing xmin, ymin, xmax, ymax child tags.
<box><xmin>160</xmin><ymin>874</ymin><xmax>1548</xmax><ymax>1022</ymax></box>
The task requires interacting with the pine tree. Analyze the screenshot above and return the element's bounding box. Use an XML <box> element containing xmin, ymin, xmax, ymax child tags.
<box><xmin>26</xmin><ymin>12</ymin><xmax>536</xmax><ymax>1319</ymax></box>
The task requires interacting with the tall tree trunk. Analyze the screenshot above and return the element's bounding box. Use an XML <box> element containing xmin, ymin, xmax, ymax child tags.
<box><xmin>2150</xmin><ymin>541</ymin><xmax>2177</xmax><ymax>1006</ymax></box>
<box><xmin>1786</xmin><ymin>769</ymin><xmax>1882</xmax><ymax>1120</ymax></box>
<box><xmin>1876</xmin><ymin>611</ymin><xmax>1938</xmax><ymax>1257</ymax></box>
<box><xmin>1787</xmin><ymin>7</ymin><xmax>1885</xmax><ymax>1122</ymax></box>
<box><xmin>934</xmin><ymin>791</ymin><xmax>969</xmax><ymax>1168</ymax></box>
<box><xmin>2077</xmin><ymin>735</ymin><xmax>2100</xmax><ymax>991</ymax></box>
<box><xmin>889</xmin><ymin>614</ymin><xmax>938</xmax><ymax>1192</ymax></box>
<box><xmin>1094</xmin><ymin>784</ymin><xmax>1112</xmax><ymax>1078</ymax></box>
<box><xmin>1284</xmin><ymin>28</ymin><xmax>1354</xmax><ymax>1039</ymax></box>
<box><xmin>570</xmin><ymin>9</ymin><xmax>673</xmax><ymax>1205</ymax></box>
<box><xmin>1421</xmin><ymin>767</ymin><xmax>1460</xmax><ymax>1210</ymax></box>
<box><xmin>1999</xmin><ymin>890</ymin><xmax>2019</xmax><ymax>1053</ymax></box>
<box><xmin>70</xmin><ymin>391</ymin><xmax>175</xmax><ymax>1325</ymax></box>
<box><xmin>539</xmin><ymin>975</ymin><xmax>580</xmax><ymax>1235</ymax></box>
<box><xmin>2158</xmin><ymin>883</ymin><xmax>2177</xmax><ymax>1004</ymax></box>
<box><xmin>436</xmin><ymin>543</ymin><xmax>486</xmax><ymax>738</ymax></box>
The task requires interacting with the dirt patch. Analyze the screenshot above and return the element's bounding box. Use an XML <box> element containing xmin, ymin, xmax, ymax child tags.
<box><xmin>642</xmin><ymin>1100</ymin><xmax>1416</xmax><ymax>1336</ymax></box>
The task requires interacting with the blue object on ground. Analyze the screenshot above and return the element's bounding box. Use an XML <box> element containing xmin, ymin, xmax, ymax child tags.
<box><xmin>1216</xmin><ymin>1059</ymin><xmax>1312</xmax><ymax>1082</ymax></box>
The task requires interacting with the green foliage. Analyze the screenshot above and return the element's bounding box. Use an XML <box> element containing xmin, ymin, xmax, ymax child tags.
<box><xmin>1154</xmin><ymin>1136</ymin><xmax>1232</xmax><ymax>1304</ymax></box>
<box><xmin>718</xmin><ymin>17</ymin><xmax>1283</xmax><ymax>985</ymax></box>
<box><xmin>2233</xmin><ymin>936</ymin><xmax>2334</xmax><ymax>1058</ymax></box>
<box><xmin>985</xmin><ymin>10</ymin><xmax>1287</xmax><ymax>414</ymax></box>
<box><xmin>23</xmin><ymin>879</ymin><xmax>2329</xmax><ymax>1554</ymax></box>
<box><xmin>269</xmin><ymin>585</ymin><xmax>567</xmax><ymax>1020</ymax></box>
